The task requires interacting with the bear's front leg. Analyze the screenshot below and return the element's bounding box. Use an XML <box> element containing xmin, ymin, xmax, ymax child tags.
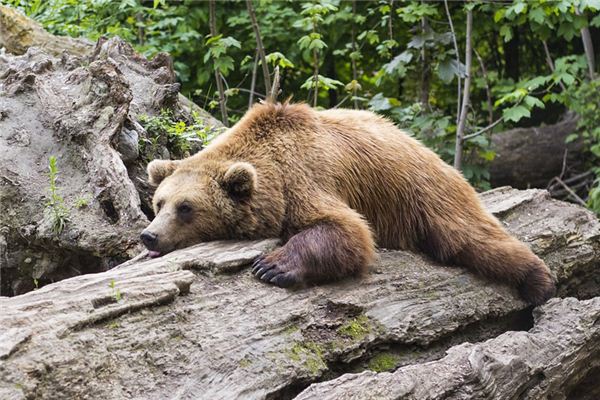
<box><xmin>252</xmin><ymin>205</ymin><xmax>376</xmax><ymax>288</ymax></box>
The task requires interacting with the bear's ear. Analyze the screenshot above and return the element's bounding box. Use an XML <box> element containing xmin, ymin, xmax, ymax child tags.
<box><xmin>147</xmin><ymin>160</ymin><xmax>180</xmax><ymax>186</ymax></box>
<box><xmin>222</xmin><ymin>162</ymin><xmax>257</xmax><ymax>199</ymax></box>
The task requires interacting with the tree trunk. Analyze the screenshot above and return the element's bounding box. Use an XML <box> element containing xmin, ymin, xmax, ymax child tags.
<box><xmin>246</xmin><ymin>0</ymin><xmax>271</xmax><ymax>95</ymax></box>
<box><xmin>419</xmin><ymin>17</ymin><xmax>430</xmax><ymax>106</ymax></box>
<box><xmin>209</xmin><ymin>0</ymin><xmax>229</xmax><ymax>126</ymax></box>
<box><xmin>1</xmin><ymin>187</ymin><xmax>599</xmax><ymax>399</ymax></box>
<box><xmin>453</xmin><ymin>9</ymin><xmax>472</xmax><ymax>171</ymax></box>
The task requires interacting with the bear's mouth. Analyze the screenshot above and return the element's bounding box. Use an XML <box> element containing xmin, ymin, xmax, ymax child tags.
<box><xmin>148</xmin><ymin>250</ymin><xmax>162</xmax><ymax>258</ymax></box>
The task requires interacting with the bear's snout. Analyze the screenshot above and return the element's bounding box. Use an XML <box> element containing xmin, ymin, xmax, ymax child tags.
<box><xmin>140</xmin><ymin>230</ymin><xmax>159</xmax><ymax>250</ymax></box>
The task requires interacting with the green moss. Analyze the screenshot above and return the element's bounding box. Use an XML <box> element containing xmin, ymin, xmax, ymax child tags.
<box><xmin>282</xmin><ymin>325</ymin><xmax>300</xmax><ymax>335</ymax></box>
<box><xmin>367</xmin><ymin>353</ymin><xmax>399</xmax><ymax>372</ymax></box>
<box><xmin>106</xmin><ymin>321</ymin><xmax>120</xmax><ymax>329</ymax></box>
<box><xmin>338</xmin><ymin>315</ymin><xmax>371</xmax><ymax>340</ymax></box>
<box><xmin>239</xmin><ymin>357</ymin><xmax>252</xmax><ymax>368</ymax></box>
<box><xmin>287</xmin><ymin>341</ymin><xmax>326</xmax><ymax>376</ymax></box>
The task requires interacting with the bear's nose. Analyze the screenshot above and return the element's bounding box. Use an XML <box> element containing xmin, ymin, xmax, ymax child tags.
<box><xmin>140</xmin><ymin>230</ymin><xmax>158</xmax><ymax>249</ymax></box>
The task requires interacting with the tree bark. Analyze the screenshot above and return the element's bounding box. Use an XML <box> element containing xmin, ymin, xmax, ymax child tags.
<box><xmin>1</xmin><ymin>188</ymin><xmax>599</xmax><ymax>399</ymax></box>
<box><xmin>419</xmin><ymin>16</ymin><xmax>430</xmax><ymax>106</ymax></box>
<box><xmin>581</xmin><ymin>26</ymin><xmax>596</xmax><ymax>79</ymax></box>
<box><xmin>453</xmin><ymin>9</ymin><xmax>472</xmax><ymax>171</ymax></box>
<box><xmin>246</xmin><ymin>0</ymin><xmax>271</xmax><ymax>95</ymax></box>
<box><xmin>296</xmin><ymin>297</ymin><xmax>600</xmax><ymax>400</ymax></box>
<box><xmin>209</xmin><ymin>0</ymin><xmax>229</xmax><ymax>126</ymax></box>
<box><xmin>0</xmin><ymin>5</ymin><xmax>91</xmax><ymax>56</ymax></box>
<box><xmin>351</xmin><ymin>0</ymin><xmax>359</xmax><ymax>109</ymax></box>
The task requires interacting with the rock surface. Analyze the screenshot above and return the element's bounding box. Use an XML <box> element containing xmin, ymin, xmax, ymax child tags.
<box><xmin>0</xmin><ymin>187</ymin><xmax>599</xmax><ymax>400</ymax></box>
<box><xmin>0</xmin><ymin>32</ymin><xmax>221</xmax><ymax>295</ymax></box>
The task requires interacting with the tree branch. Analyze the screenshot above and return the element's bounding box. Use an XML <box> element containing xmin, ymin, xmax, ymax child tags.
<box><xmin>453</xmin><ymin>8</ymin><xmax>472</xmax><ymax>170</ymax></box>
<box><xmin>351</xmin><ymin>0</ymin><xmax>359</xmax><ymax>109</ymax></box>
<box><xmin>575</xmin><ymin>8</ymin><xmax>596</xmax><ymax>80</ymax></box>
<box><xmin>444</xmin><ymin>0</ymin><xmax>461</xmax><ymax>126</ymax></box>
<box><xmin>551</xmin><ymin>177</ymin><xmax>588</xmax><ymax>207</ymax></box>
<box><xmin>463</xmin><ymin>117</ymin><xmax>502</xmax><ymax>141</ymax></box>
<box><xmin>209</xmin><ymin>0</ymin><xmax>228</xmax><ymax>126</ymax></box>
<box><xmin>474</xmin><ymin>48</ymin><xmax>493</xmax><ymax>125</ymax></box>
<box><xmin>248</xmin><ymin>49</ymin><xmax>258</xmax><ymax>108</ymax></box>
<box><xmin>542</xmin><ymin>40</ymin><xmax>567</xmax><ymax>92</ymax></box>
<box><xmin>246</xmin><ymin>0</ymin><xmax>271</xmax><ymax>94</ymax></box>
<box><xmin>268</xmin><ymin>66</ymin><xmax>281</xmax><ymax>103</ymax></box>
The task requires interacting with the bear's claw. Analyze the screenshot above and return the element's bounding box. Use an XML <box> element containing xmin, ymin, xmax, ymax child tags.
<box><xmin>251</xmin><ymin>256</ymin><xmax>299</xmax><ymax>288</ymax></box>
<box><xmin>269</xmin><ymin>273</ymin><xmax>297</xmax><ymax>288</ymax></box>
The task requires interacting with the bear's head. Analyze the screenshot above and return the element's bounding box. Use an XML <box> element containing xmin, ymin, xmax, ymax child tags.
<box><xmin>140</xmin><ymin>158</ymin><xmax>258</xmax><ymax>257</ymax></box>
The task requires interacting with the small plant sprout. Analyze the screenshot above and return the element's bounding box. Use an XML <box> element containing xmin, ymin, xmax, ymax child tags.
<box><xmin>74</xmin><ymin>196</ymin><xmax>90</xmax><ymax>209</ymax></box>
<box><xmin>46</xmin><ymin>156</ymin><xmax>69</xmax><ymax>234</ymax></box>
<box><xmin>109</xmin><ymin>279</ymin><xmax>122</xmax><ymax>302</ymax></box>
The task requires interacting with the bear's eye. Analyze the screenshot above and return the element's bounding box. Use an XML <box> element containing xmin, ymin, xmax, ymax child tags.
<box><xmin>156</xmin><ymin>200</ymin><xmax>164</xmax><ymax>212</ymax></box>
<box><xmin>177</xmin><ymin>204</ymin><xmax>193</xmax><ymax>215</ymax></box>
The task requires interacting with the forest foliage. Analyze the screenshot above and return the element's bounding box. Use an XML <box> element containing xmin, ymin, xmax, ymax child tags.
<box><xmin>6</xmin><ymin>0</ymin><xmax>600</xmax><ymax>212</ymax></box>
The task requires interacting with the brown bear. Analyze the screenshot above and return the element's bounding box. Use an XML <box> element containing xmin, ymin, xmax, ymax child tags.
<box><xmin>142</xmin><ymin>101</ymin><xmax>556</xmax><ymax>305</ymax></box>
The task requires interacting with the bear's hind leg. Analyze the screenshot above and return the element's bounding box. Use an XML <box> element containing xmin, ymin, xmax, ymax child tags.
<box><xmin>252</xmin><ymin>203</ymin><xmax>375</xmax><ymax>288</ymax></box>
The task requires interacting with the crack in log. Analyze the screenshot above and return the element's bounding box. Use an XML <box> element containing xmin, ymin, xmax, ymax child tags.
<box><xmin>266</xmin><ymin>307</ymin><xmax>535</xmax><ymax>400</ymax></box>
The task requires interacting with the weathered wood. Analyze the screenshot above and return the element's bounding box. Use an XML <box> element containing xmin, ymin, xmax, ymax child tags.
<box><xmin>0</xmin><ymin>5</ymin><xmax>92</xmax><ymax>56</ymax></box>
<box><xmin>296</xmin><ymin>296</ymin><xmax>600</xmax><ymax>400</ymax></box>
<box><xmin>0</xmin><ymin>34</ymin><xmax>220</xmax><ymax>295</ymax></box>
<box><xmin>0</xmin><ymin>188</ymin><xmax>598</xmax><ymax>400</ymax></box>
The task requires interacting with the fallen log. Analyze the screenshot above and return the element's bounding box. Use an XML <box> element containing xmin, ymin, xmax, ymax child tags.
<box><xmin>0</xmin><ymin>187</ymin><xmax>599</xmax><ymax>399</ymax></box>
<box><xmin>0</xmin><ymin>5</ymin><xmax>92</xmax><ymax>57</ymax></box>
<box><xmin>489</xmin><ymin>114</ymin><xmax>583</xmax><ymax>189</ymax></box>
<box><xmin>296</xmin><ymin>296</ymin><xmax>600</xmax><ymax>400</ymax></box>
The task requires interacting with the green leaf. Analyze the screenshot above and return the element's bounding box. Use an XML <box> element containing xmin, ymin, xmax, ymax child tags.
<box><xmin>582</xmin><ymin>0</ymin><xmax>600</xmax><ymax>11</ymax></box>
<box><xmin>565</xmin><ymin>133</ymin><xmax>579</xmax><ymax>143</ymax></box>
<box><xmin>481</xmin><ymin>150</ymin><xmax>496</xmax><ymax>161</ymax></box>
<box><xmin>368</xmin><ymin>93</ymin><xmax>392</xmax><ymax>111</ymax></box>
<box><xmin>383</xmin><ymin>51</ymin><xmax>412</xmax><ymax>76</ymax></box>
<box><xmin>494</xmin><ymin>9</ymin><xmax>505</xmax><ymax>23</ymax></box>
<box><xmin>522</xmin><ymin>76</ymin><xmax>551</xmax><ymax>91</ymax></box>
<box><xmin>559</xmin><ymin>73</ymin><xmax>576</xmax><ymax>85</ymax></box>
<box><xmin>265</xmin><ymin>52</ymin><xmax>295</xmax><ymax>69</ymax></box>
<box><xmin>437</xmin><ymin>59</ymin><xmax>466</xmax><ymax>83</ymax></box>
<box><xmin>528</xmin><ymin>7</ymin><xmax>545</xmax><ymax>24</ymax></box>
<box><xmin>308</xmin><ymin>38</ymin><xmax>327</xmax><ymax>51</ymax></box>
<box><xmin>499</xmin><ymin>25</ymin><xmax>513</xmax><ymax>42</ymax></box>
<box><xmin>345</xmin><ymin>80</ymin><xmax>362</xmax><ymax>92</ymax></box>
<box><xmin>523</xmin><ymin>95</ymin><xmax>545</xmax><ymax>110</ymax></box>
<box><xmin>503</xmin><ymin>105</ymin><xmax>531</xmax><ymax>122</ymax></box>
<box><xmin>214</xmin><ymin>56</ymin><xmax>235</xmax><ymax>76</ymax></box>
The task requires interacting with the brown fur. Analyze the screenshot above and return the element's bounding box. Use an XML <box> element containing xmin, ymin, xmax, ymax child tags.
<box><xmin>144</xmin><ymin>102</ymin><xmax>556</xmax><ymax>305</ymax></box>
